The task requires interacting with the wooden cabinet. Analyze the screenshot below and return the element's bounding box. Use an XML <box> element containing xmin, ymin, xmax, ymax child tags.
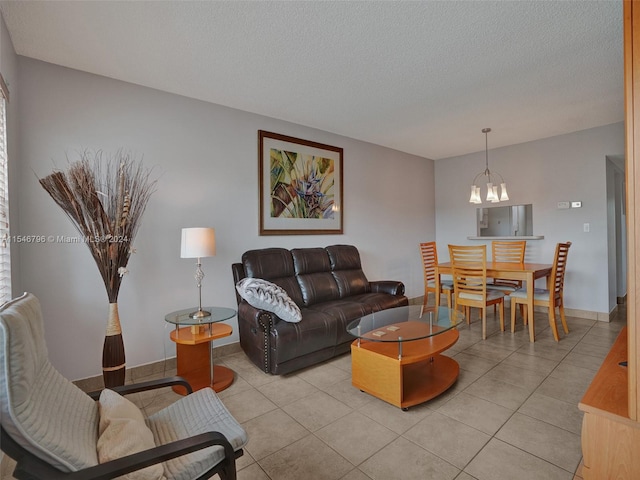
<box><xmin>579</xmin><ymin>328</ymin><xmax>640</xmax><ymax>478</ymax></box>
<box><xmin>577</xmin><ymin>3</ymin><xmax>640</xmax><ymax>477</ymax></box>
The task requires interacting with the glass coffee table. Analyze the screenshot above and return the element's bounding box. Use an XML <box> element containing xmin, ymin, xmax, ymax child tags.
<box><xmin>347</xmin><ymin>305</ymin><xmax>464</xmax><ymax>410</ymax></box>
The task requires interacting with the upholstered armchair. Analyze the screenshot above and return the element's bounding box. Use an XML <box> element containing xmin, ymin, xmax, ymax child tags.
<box><xmin>0</xmin><ymin>292</ymin><xmax>247</xmax><ymax>480</ymax></box>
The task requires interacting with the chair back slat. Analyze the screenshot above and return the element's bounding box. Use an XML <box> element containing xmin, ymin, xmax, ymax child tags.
<box><xmin>449</xmin><ymin>245</ymin><xmax>488</xmax><ymax>301</ymax></box>
<box><xmin>552</xmin><ymin>242</ymin><xmax>571</xmax><ymax>295</ymax></box>
<box><xmin>491</xmin><ymin>240</ymin><xmax>526</xmax><ymax>289</ymax></box>
<box><xmin>492</xmin><ymin>240</ymin><xmax>526</xmax><ymax>263</ymax></box>
<box><xmin>419</xmin><ymin>242</ymin><xmax>438</xmax><ymax>285</ymax></box>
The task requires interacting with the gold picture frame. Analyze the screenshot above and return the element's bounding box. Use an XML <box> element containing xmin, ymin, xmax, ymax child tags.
<box><xmin>259</xmin><ymin>130</ymin><xmax>343</xmax><ymax>235</ymax></box>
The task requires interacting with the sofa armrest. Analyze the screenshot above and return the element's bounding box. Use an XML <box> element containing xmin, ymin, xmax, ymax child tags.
<box><xmin>370</xmin><ymin>280</ymin><xmax>405</xmax><ymax>296</ymax></box>
<box><xmin>238</xmin><ymin>301</ymin><xmax>281</xmax><ymax>328</ymax></box>
<box><xmin>237</xmin><ymin>301</ymin><xmax>280</xmax><ymax>374</ymax></box>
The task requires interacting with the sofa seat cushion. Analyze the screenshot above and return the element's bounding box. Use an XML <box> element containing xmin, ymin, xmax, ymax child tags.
<box><xmin>347</xmin><ymin>292</ymin><xmax>409</xmax><ymax>313</ymax></box>
<box><xmin>269</xmin><ymin>309</ymin><xmax>338</xmax><ymax>365</ymax></box>
<box><xmin>308</xmin><ymin>300</ymin><xmax>373</xmax><ymax>345</ymax></box>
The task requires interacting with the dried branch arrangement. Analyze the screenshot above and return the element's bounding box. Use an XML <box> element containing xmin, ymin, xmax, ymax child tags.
<box><xmin>40</xmin><ymin>150</ymin><xmax>157</xmax><ymax>302</ymax></box>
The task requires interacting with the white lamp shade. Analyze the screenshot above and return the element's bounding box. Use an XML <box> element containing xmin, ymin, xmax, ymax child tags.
<box><xmin>181</xmin><ymin>227</ymin><xmax>216</xmax><ymax>258</ymax></box>
<box><xmin>500</xmin><ymin>183</ymin><xmax>509</xmax><ymax>201</ymax></box>
<box><xmin>469</xmin><ymin>185</ymin><xmax>482</xmax><ymax>204</ymax></box>
<box><xmin>491</xmin><ymin>185</ymin><xmax>500</xmax><ymax>202</ymax></box>
<box><xmin>486</xmin><ymin>183</ymin><xmax>496</xmax><ymax>202</ymax></box>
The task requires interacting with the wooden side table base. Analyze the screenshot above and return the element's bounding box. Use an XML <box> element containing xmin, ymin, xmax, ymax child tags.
<box><xmin>212</xmin><ymin>365</ymin><xmax>234</xmax><ymax>392</ymax></box>
<box><xmin>172</xmin><ymin>363</ymin><xmax>235</xmax><ymax>395</ymax></box>
<box><xmin>170</xmin><ymin>323</ymin><xmax>235</xmax><ymax>396</ymax></box>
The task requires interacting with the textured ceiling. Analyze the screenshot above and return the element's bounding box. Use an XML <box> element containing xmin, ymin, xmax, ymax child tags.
<box><xmin>0</xmin><ymin>0</ymin><xmax>623</xmax><ymax>160</ymax></box>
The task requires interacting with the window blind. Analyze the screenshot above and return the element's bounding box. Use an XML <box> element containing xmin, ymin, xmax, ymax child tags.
<box><xmin>0</xmin><ymin>75</ymin><xmax>11</xmax><ymax>304</ymax></box>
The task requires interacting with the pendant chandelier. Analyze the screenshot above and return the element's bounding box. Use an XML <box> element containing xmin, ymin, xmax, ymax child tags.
<box><xmin>469</xmin><ymin>128</ymin><xmax>509</xmax><ymax>204</ymax></box>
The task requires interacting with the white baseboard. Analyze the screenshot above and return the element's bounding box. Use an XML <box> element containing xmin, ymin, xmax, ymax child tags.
<box><xmin>410</xmin><ymin>296</ymin><xmax>615</xmax><ymax>322</ymax></box>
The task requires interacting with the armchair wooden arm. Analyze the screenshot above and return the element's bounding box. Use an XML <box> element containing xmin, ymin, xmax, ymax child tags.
<box><xmin>2</xmin><ymin>427</ymin><xmax>241</xmax><ymax>480</ymax></box>
<box><xmin>86</xmin><ymin>376</ymin><xmax>193</xmax><ymax>400</ymax></box>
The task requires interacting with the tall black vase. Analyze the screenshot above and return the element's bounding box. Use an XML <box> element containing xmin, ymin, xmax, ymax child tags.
<box><xmin>102</xmin><ymin>302</ymin><xmax>126</xmax><ymax>387</ymax></box>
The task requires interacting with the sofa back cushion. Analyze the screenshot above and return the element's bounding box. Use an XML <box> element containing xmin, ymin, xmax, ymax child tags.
<box><xmin>326</xmin><ymin>245</ymin><xmax>371</xmax><ymax>297</ymax></box>
<box><xmin>292</xmin><ymin>248</ymin><xmax>340</xmax><ymax>306</ymax></box>
<box><xmin>242</xmin><ymin>248</ymin><xmax>304</xmax><ymax>306</ymax></box>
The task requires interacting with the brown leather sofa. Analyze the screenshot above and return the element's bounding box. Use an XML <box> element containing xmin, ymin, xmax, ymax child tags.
<box><xmin>232</xmin><ymin>244</ymin><xmax>408</xmax><ymax>375</ymax></box>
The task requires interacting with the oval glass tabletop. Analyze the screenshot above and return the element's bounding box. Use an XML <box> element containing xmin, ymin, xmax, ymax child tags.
<box><xmin>165</xmin><ymin>306</ymin><xmax>237</xmax><ymax>326</ymax></box>
<box><xmin>346</xmin><ymin>305</ymin><xmax>464</xmax><ymax>343</ymax></box>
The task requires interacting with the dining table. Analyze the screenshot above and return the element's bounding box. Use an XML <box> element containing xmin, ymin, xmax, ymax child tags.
<box><xmin>435</xmin><ymin>261</ymin><xmax>553</xmax><ymax>342</ymax></box>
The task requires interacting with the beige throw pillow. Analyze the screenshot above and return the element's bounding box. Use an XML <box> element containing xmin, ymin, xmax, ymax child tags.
<box><xmin>236</xmin><ymin>277</ymin><xmax>302</xmax><ymax>323</ymax></box>
<box><xmin>97</xmin><ymin>389</ymin><xmax>166</xmax><ymax>480</ymax></box>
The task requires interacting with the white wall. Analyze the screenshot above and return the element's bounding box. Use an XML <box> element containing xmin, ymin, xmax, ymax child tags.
<box><xmin>435</xmin><ymin>123</ymin><xmax>625</xmax><ymax>318</ymax></box>
<box><xmin>15</xmin><ymin>58</ymin><xmax>436</xmax><ymax>381</ymax></box>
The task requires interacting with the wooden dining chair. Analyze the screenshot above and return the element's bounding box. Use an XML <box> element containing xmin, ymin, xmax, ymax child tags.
<box><xmin>489</xmin><ymin>240</ymin><xmax>526</xmax><ymax>316</ymax></box>
<box><xmin>510</xmin><ymin>241</ymin><xmax>571</xmax><ymax>342</ymax></box>
<box><xmin>420</xmin><ymin>242</ymin><xmax>453</xmax><ymax>309</ymax></box>
<box><xmin>448</xmin><ymin>244</ymin><xmax>506</xmax><ymax>340</ymax></box>
<box><xmin>490</xmin><ymin>240</ymin><xmax>526</xmax><ymax>290</ymax></box>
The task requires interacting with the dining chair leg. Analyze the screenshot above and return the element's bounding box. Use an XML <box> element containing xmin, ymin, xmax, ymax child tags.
<box><xmin>510</xmin><ymin>297</ymin><xmax>517</xmax><ymax>333</ymax></box>
<box><xmin>559</xmin><ymin>301</ymin><xmax>569</xmax><ymax>334</ymax></box>
<box><xmin>499</xmin><ymin>300</ymin><xmax>505</xmax><ymax>332</ymax></box>
<box><xmin>423</xmin><ymin>287</ymin><xmax>433</xmax><ymax>308</ymax></box>
<box><xmin>481</xmin><ymin>307</ymin><xmax>487</xmax><ymax>340</ymax></box>
<box><xmin>522</xmin><ymin>302</ymin><xmax>536</xmax><ymax>342</ymax></box>
<box><xmin>548</xmin><ymin>305</ymin><xmax>560</xmax><ymax>342</ymax></box>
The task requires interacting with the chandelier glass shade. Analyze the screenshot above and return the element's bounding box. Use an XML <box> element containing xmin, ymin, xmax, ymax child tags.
<box><xmin>469</xmin><ymin>128</ymin><xmax>509</xmax><ymax>204</ymax></box>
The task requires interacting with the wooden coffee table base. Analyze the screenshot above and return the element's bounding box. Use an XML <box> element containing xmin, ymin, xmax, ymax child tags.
<box><xmin>351</xmin><ymin>329</ymin><xmax>459</xmax><ymax>409</ymax></box>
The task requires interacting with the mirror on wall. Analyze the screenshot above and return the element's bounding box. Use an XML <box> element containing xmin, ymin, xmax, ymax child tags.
<box><xmin>476</xmin><ymin>204</ymin><xmax>533</xmax><ymax>237</ymax></box>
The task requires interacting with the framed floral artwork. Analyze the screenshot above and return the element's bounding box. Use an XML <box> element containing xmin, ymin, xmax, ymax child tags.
<box><xmin>259</xmin><ymin>130</ymin><xmax>343</xmax><ymax>235</ymax></box>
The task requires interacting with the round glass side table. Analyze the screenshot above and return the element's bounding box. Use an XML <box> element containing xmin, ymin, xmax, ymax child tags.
<box><xmin>165</xmin><ymin>306</ymin><xmax>236</xmax><ymax>395</ymax></box>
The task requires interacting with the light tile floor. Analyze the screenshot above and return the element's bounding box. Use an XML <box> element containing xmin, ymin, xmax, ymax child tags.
<box><xmin>2</xmin><ymin>306</ymin><xmax>625</xmax><ymax>480</ymax></box>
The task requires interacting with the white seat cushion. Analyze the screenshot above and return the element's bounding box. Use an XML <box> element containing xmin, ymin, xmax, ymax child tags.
<box><xmin>459</xmin><ymin>290</ymin><xmax>505</xmax><ymax>301</ymax></box>
<box><xmin>147</xmin><ymin>388</ymin><xmax>248</xmax><ymax>480</ymax></box>
<box><xmin>427</xmin><ymin>280</ymin><xmax>453</xmax><ymax>290</ymax></box>
<box><xmin>509</xmin><ymin>288</ymin><xmax>550</xmax><ymax>301</ymax></box>
<box><xmin>487</xmin><ymin>283</ymin><xmax>520</xmax><ymax>292</ymax></box>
